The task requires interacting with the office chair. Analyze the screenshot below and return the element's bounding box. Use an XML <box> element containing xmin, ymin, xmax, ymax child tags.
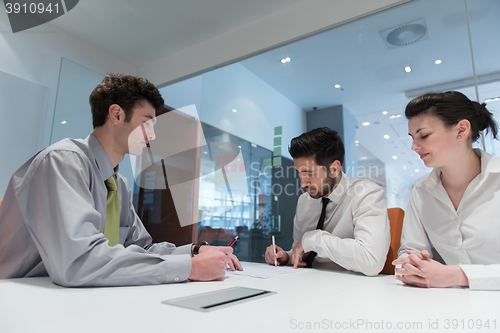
<box><xmin>380</xmin><ymin>207</ymin><xmax>404</xmax><ymax>275</ymax></box>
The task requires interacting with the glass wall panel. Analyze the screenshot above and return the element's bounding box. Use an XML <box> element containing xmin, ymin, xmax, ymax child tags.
<box><xmin>137</xmin><ymin>0</ymin><xmax>499</xmax><ymax>263</ymax></box>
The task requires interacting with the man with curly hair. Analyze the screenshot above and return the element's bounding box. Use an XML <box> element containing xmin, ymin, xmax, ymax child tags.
<box><xmin>0</xmin><ymin>74</ymin><xmax>241</xmax><ymax>287</ymax></box>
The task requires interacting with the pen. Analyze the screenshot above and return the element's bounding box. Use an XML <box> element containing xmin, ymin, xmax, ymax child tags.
<box><xmin>272</xmin><ymin>235</ymin><xmax>277</xmax><ymax>267</ymax></box>
<box><xmin>228</xmin><ymin>235</ymin><xmax>239</xmax><ymax>247</ymax></box>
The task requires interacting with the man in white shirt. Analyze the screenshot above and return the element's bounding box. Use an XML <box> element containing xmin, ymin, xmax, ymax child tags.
<box><xmin>264</xmin><ymin>127</ymin><xmax>390</xmax><ymax>276</ymax></box>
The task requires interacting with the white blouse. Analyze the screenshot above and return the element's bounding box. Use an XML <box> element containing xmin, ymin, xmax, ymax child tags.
<box><xmin>399</xmin><ymin>149</ymin><xmax>500</xmax><ymax>290</ymax></box>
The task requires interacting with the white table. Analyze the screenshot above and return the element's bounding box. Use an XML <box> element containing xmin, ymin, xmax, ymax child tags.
<box><xmin>1</xmin><ymin>262</ymin><xmax>499</xmax><ymax>333</ymax></box>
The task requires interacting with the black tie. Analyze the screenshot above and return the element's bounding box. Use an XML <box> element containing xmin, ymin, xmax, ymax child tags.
<box><xmin>304</xmin><ymin>197</ymin><xmax>330</xmax><ymax>268</ymax></box>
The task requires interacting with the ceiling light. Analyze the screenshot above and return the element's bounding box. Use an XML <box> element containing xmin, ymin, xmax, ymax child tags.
<box><xmin>203</xmin><ymin>151</ymin><xmax>208</xmax><ymax>154</ymax></box>
<box><xmin>382</xmin><ymin>111</ymin><xmax>388</xmax><ymax>115</ymax></box>
<box><xmin>232</xmin><ymin>109</ymin><xmax>237</xmax><ymax>113</ymax></box>
<box><xmin>415</xmin><ymin>169</ymin><xmax>419</xmax><ymax>172</ymax></box>
<box><xmin>360</xmin><ymin>156</ymin><xmax>368</xmax><ymax>160</ymax></box>
<box><xmin>403</xmin><ymin>165</ymin><xmax>407</xmax><ymax>169</ymax></box>
<box><xmin>435</xmin><ymin>60</ymin><xmax>442</xmax><ymax>65</ymax></box>
<box><xmin>362</xmin><ymin>122</ymin><xmax>370</xmax><ymax>126</ymax></box>
<box><xmin>485</xmin><ymin>97</ymin><xmax>500</xmax><ymax>103</ymax></box>
<box><xmin>384</xmin><ymin>135</ymin><xmax>390</xmax><ymax>139</ymax></box>
<box><xmin>238</xmin><ymin>145</ymin><xmax>241</xmax><ymax>148</ymax></box>
<box><xmin>404</xmin><ymin>66</ymin><xmax>412</xmax><ymax>73</ymax></box>
<box><xmin>355</xmin><ymin>141</ymin><xmax>359</xmax><ymax>144</ymax></box>
<box><xmin>389</xmin><ymin>114</ymin><xmax>402</xmax><ymax>119</ymax></box>
<box><xmin>392</xmin><ymin>155</ymin><xmax>397</xmax><ymax>160</ymax></box>
<box><xmin>334</xmin><ymin>84</ymin><xmax>341</xmax><ymax>89</ymax></box>
<box><xmin>61</xmin><ymin>120</ymin><xmax>67</xmax><ymax>124</ymax></box>
<box><xmin>280</xmin><ymin>57</ymin><xmax>291</xmax><ymax>64</ymax></box>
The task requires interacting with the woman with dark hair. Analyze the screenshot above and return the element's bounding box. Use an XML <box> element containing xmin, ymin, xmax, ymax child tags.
<box><xmin>393</xmin><ymin>91</ymin><xmax>500</xmax><ymax>290</ymax></box>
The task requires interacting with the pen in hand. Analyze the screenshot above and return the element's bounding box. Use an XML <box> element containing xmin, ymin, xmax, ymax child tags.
<box><xmin>228</xmin><ymin>235</ymin><xmax>239</xmax><ymax>247</ymax></box>
<box><xmin>272</xmin><ymin>235</ymin><xmax>277</xmax><ymax>267</ymax></box>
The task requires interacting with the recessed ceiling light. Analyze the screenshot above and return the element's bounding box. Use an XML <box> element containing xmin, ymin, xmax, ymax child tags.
<box><xmin>238</xmin><ymin>145</ymin><xmax>241</xmax><ymax>149</ymax></box>
<box><xmin>355</xmin><ymin>141</ymin><xmax>359</xmax><ymax>144</ymax></box>
<box><xmin>203</xmin><ymin>151</ymin><xmax>208</xmax><ymax>154</ymax></box>
<box><xmin>435</xmin><ymin>60</ymin><xmax>442</xmax><ymax>65</ymax></box>
<box><xmin>232</xmin><ymin>109</ymin><xmax>237</xmax><ymax>113</ymax></box>
<box><xmin>362</xmin><ymin>122</ymin><xmax>370</xmax><ymax>126</ymax></box>
<box><xmin>404</xmin><ymin>66</ymin><xmax>412</xmax><ymax>73</ymax></box>
<box><xmin>415</xmin><ymin>169</ymin><xmax>419</xmax><ymax>172</ymax></box>
<box><xmin>334</xmin><ymin>84</ymin><xmax>341</xmax><ymax>89</ymax></box>
<box><xmin>360</xmin><ymin>156</ymin><xmax>368</xmax><ymax>160</ymax></box>
<box><xmin>403</xmin><ymin>165</ymin><xmax>407</xmax><ymax>169</ymax></box>
<box><xmin>389</xmin><ymin>114</ymin><xmax>402</xmax><ymax>119</ymax></box>
<box><xmin>61</xmin><ymin>120</ymin><xmax>67</xmax><ymax>124</ymax></box>
<box><xmin>382</xmin><ymin>111</ymin><xmax>388</xmax><ymax>115</ymax></box>
<box><xmin>280</xmin><ymin>57</ymin><xmax>291</xmax><ymax>64</ymax></box>
<box><xmin>392</xmin><ymin>155</ymin><xmax>398</xmax><ymax>160</ymax></box>
<box><xmin>485</xmin><ymin>97</ymin><xmax>500</xmax><ymax>103</ymax></box>
<box><xmin>384</xmin><ymin>135</ymin><xmax>390</xmax><ymax>139</ymax></box>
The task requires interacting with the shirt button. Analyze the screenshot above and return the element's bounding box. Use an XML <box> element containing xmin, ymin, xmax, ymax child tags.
<box><xmin>174</xmin><ymin>276</ymin><xmax>179</xmax><ymax>282</ymax></box>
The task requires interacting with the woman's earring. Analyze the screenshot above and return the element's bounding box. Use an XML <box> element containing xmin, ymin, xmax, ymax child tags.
<box><xmin>458</xmin><ymin>135</ymin><xmax>462</xmax><ymax>139</ymax></box>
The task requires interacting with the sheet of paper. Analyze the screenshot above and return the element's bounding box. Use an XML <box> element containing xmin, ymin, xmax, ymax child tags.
<box><xmin>226</xmin><ymin>263</ymin><xmax>310</xmax><ymax>279</ymax></box>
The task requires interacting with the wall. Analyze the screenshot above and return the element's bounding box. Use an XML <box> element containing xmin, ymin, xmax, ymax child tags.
<box><xmin>0</xmin><ymin>19</ymin><xmax>138</xmax><ymax>196</ymax></box>
<box><xmin>159</xmin><ymin>63</ymin><xmax>306</xmax><ymax>159</ymax></box>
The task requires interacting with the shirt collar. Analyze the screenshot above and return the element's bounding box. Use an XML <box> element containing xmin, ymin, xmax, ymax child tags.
<box><xmin>87</xmin><ymin>134</ymin><xmax>118</xmax><ymax>181</ymax></box>
<box><xmin>421</xmin><ymin>149</ymin><xmax>500</xmax><ymax>192</ymax></box>
<box><xmin>326</xmin><ymin>171</ymin><xmax>348</xmax><ymax>205</ymax></box>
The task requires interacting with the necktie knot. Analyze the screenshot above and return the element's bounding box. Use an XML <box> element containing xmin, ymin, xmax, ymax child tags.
<box><xmin>321</xmin><ymin>197</ymin><xmax>330</xmax><ymax>207</ymax></box>
<box><xmin>105</xmin><ymin>174</ymin><xmax>118</xmax><ymax>192</ymax></box>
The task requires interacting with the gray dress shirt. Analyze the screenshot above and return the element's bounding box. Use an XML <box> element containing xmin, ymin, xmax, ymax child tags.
<box><xmin>0</xmin><ymin>135</ymin><xmax>191</xmax><ymax>287</ymax></box>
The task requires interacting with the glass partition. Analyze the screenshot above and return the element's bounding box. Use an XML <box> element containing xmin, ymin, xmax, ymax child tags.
<box><xmin>137</xmin><ymin>0</ymin><xmax>499</xmax><ymax>262</ymax></box>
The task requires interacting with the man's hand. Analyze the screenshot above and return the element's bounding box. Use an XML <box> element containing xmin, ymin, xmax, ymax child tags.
<box><xmin>199</xmin><ymin>245</ymin><xmax>243</xmax><ymax>272</ymax></box>
<box><xmin>189</xmin><ymin>246</ymin><xmax>243</xmax><ymax>281</ymax></box>
<box><xmin>393</xmin><ymin>249</ymin><xmax>469</xmax><ymax>288</ymax></box>
<box><xmin>264</xmin><ymin>244</ymin><xmax>289</xmax><ymax>266</ymax></box>
<box><xmin>290</xmin><ymin>238</ymin><xmax>308</xmax><ymax>269</ymax></box>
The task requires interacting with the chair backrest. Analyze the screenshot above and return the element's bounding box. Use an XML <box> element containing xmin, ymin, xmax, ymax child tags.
<box><xmin>380</xmin><ymin>207</ymin><xmax>405</xmax><ymax>275</ymax></box>
<box><xmin>0</xmin><ymin>199</ymin><xmax>2</xmax><ymax>206</ymax></box>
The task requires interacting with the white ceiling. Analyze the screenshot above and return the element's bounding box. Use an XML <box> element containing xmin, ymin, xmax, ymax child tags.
<box><xmin>49</xmin><ymin>0</ymin><xmax>305</xmax><ymax>66</ymax></box>
<box><xmin>239</xmin><ymin>0</ymin><xmax>500</xmax><ymax>184</ymax></box>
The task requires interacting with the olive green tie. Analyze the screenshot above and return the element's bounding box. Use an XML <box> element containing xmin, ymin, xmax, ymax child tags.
<box><xmin>104</xmin><ymin>174</ymin><xmax>120</xmax><ymax>246</ymax></box>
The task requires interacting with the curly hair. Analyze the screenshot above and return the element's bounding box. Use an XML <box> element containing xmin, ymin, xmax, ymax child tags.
<box><xmin>89</xmin><ymin>74</ymin><xmax>165</xmax><ymax>128</ymax></box>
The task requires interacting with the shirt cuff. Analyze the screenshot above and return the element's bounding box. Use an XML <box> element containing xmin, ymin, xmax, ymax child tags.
<box><xmin>171</xmin><ymin>243</ymin><xmax>193</xmax><ymax>256</ymax></box>
<box><xmin>459</xmin><ymin>265</ymin><xmax>500</xmax><ymax>290</ymax></box>
<box><xmin>301</xmin><ymin>229</ymin><xmax>322</xmax><ymax>253</ymax></box>
<box><xmin>162</xmin><ymin>254</ymin><xmax>192</xmax><ymax>283</ymax></box>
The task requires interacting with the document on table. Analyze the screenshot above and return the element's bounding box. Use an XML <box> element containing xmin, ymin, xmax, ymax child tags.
<box><xmin>226</xmin><ymin>264</ymin><xmax>309</xmax><ymax>279</ymax></box>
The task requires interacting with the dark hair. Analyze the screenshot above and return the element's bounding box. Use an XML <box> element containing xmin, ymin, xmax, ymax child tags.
<box><xmin>89</xmin><ymin>73</ymin><xmax>165</xmax><ymax>128</ymax></box>
<box><xmin>405</xmin><ymin>91</ymin><xmax>498</xmax><ymax>142</ymax></box>
<box><xmin>288</xmin><ymin>127</ymin><xmax>345</xmax><ymax>167</ymax></box>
